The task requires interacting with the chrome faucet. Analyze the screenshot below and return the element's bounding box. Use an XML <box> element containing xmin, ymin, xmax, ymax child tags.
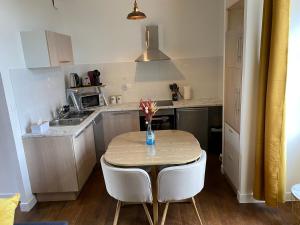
<box><xmin>56</xmin><ymin>105</ymin><xmax>70</xmax><ymax>119</ymax></box>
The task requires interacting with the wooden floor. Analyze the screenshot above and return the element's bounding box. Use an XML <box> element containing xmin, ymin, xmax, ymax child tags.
<box><xmin>15</xmin><ymin>154</ymin><xmax>298</xmax><ymax>225</ymax></box>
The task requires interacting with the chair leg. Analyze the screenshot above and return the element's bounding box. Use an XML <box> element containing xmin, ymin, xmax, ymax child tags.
<box><xmin>142</xmin><ymin>203</ymin><xmax>154</xmax><ymax>225</ymax></box>
<box><xmin>113</xmin><ymin>201</ymin><xmax>121</xmax><ymax>225</ymax></box>
<box><xmin>161</xmin><ymin>202</ymin><xmax>169</xmax><ymax>225</ymax></box>
<box><xmin>191</xmin><ymin>197</ymin><xmax>204</xmax><ymax>225</ymax></box>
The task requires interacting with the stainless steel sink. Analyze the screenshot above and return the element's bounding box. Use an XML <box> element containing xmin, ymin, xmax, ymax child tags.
<box><xmin>50</xmin><ymin>118</ymin><xmax>84</xmax><ymax>126</ymax></box>
<box><xmin>63</xmin><ymin>110</ymin><xmax>94</xmax><ymax>119</ymax></box>
<box><xmin>50</xmin><ymin>110</ymin><xmax>94</xmax><ymax>127</ymax></box>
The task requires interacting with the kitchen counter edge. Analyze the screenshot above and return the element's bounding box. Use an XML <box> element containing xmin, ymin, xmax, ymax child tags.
<box><xmin>22</xmin><ymin>99</ymin><xmax>223</xmax><ymax>139</ymax></box>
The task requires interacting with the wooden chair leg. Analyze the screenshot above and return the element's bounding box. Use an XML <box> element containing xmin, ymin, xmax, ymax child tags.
<box><xmin>161</xmin><ymin>202</ymin><xmax>169</xmax><ymax>225</ymax></box>
<box><xmin>113</xmin><ymin>201</ymin><xmax>121</xmax><ymax>225</ymax></box>
<box><xmin>192</xmin><ymin>197</ymin><xmax>204</xmax><ymax>225</ymax></box>
<box><xmin>142</xmin><ymin>203</ymin><xmax>154</xmax><ymax>225</ymax></box>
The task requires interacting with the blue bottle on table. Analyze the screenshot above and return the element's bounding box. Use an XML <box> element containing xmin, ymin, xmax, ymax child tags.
<box><xmin>146</xmin><ymin>121</ymin><xmax>155</xmax><ymax>145</ymax></box>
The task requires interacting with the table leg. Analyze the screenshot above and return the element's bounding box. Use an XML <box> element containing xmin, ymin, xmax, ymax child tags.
<box><xmin>151</xmin><ymin>166</ymin><xmax>158</xmax><ymax>225</ymax></box>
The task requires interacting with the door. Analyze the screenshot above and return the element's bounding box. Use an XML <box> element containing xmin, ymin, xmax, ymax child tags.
<box><xmin>102</xmin><ymin>111</ymin><xmax>140</xmax><ymax>150</ymax></box>
<box><xmin>225</xmin><ymin>31</ymin><xmax>243</xmax><ymax>69</ymax></box>
<box><xmin>224</xmin><ymin>67</ymin><xmax>242</xmax><ymax>133</ymax></box>
<box><xmin>73</xmin><ymin>124</ymin><xmax>96</xmax><ymax>190</ymax></box>
<box><xmin>46</xmin><ymin>31</ymin><xmax>74</xmax><ymax>66</ymax></box>
<box><xmin>57</xmin><ymin>33</ymin><xmax>74</xmax><ymax>64</ymax></box>
<box><xmin>176</xmin><ymin>107</ymin><xmax>208</xmax><ymax>150</ymax></box>
<box><xmin>224</xmin><ymin>2</ymin><xmax>244</xmax><ymax>134</ymax></box>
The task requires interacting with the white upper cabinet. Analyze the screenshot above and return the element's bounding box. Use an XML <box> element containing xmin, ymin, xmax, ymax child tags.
<box><xmin>20</xmin><ymin>30</ymin><xmax>74</xmax><ymax>68</ymax></box>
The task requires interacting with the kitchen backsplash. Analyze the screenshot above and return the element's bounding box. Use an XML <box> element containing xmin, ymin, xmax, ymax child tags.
<box><xmin>9</xmin><ymin>56</ymin><xmax>222</xmax><ymax>134</ymax></box>
<box><xmin>63</xmin><ymin>56</ymin><xmax>223</xmax><ymax>103</ymax></box>
<box><xmin>10</xmin><ymin>68</ymin><xmax>67</xmax><ymax>134</ymax></box>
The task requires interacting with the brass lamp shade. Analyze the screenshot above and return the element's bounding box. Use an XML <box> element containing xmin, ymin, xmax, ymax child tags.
<box><xmin>127</xmin><ymin>0</ymin><xmax>146</xmax><ymax>20</ymax></box>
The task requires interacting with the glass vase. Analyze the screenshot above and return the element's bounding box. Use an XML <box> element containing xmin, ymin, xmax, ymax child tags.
<box><xmin>146</xmin><ymin>121</ymin><xmax>155</xmax><ymax>145</ymax></box>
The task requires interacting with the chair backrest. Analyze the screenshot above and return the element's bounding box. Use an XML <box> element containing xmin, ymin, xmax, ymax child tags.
<box><xmin>100</xmin><ymin>156</ymin><xmax>152</xmax><ymax>203</ymax></box>
<box><xmin>157</xmin><ymin>151</ymin><xmax>207</xmax><ymax>202</ymax></box>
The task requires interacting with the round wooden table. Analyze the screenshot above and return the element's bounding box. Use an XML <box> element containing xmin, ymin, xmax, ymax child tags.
<box><xmin>105</xmin><ymin>130</ymin><xmax>203</xmax><ymax>225</ymax></box>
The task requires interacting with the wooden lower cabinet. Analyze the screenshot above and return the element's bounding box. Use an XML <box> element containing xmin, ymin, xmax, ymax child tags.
<box><xmin>102</xmin><ymin>111</ymin><xmax>140</xmax><ymax>150</ymax></box>
<box><xmin>23</xmin><ymin>124</ymin><xmax>96</xmax><ymax>201</ymax></box>
<box><xmin>73</xmin><ymin>124</ymin><xmax>96</xmax><ymax>190</ymax></box>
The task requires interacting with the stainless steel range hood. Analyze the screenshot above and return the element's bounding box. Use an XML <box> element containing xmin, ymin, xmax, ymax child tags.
<box><xmin>135</xmin><ymin>25</ymin><xmax>170</xmax><ymax>62</ymax></box>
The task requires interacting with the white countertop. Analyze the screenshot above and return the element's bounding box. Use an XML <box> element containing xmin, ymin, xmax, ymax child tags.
<box><xmin>22</xmin><ymin>98</ymin><xmax>222</xmax><ymax>139</ymax></box>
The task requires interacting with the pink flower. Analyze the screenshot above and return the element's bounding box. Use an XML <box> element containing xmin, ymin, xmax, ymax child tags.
<box><xmin>139</xmin><ymin>99</ymin><xmax>158</xmax><ymax>122</ymax></box>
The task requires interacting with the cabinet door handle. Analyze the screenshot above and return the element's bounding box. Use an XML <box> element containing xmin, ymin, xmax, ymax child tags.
<box><xmin>234</xmin><ymin>90</ymin><xmax>238</xmax><ymax>117</ymax></box>
<box><xmin>146</xmin><ymin>29</ymin><xmax>150</xmax><ymax>49</ymax></box>
<box><xmin>75</xmin><ymin>125</ymin><xmax>89</xmax><ymax>138</ymax></box>
<box><xmin>237</xmin><ymin>89</ymin><xmax>241</xmax><ymax>114</ymax></box>
<box><xmin>75</xmin><ymin>129</ymin><xmax>85</xmax><ymax>138</ymax></box>
<box><xmin>236</xmin><ymin>39</ymin><xmax>240</xmax><ymax>63</ymax></box>
<box><xmin>176</xmin><ymin>107</ymin><xmax>207</xmax><ymax>112</ymax></box>
<box><xmin>112</xmin><ymin>111</ymin><xmax>130</xmax><ymax>115</ymax></box>
<box><xmin>237</xmin><ymin>37</ymin><xmax>243</xmax><ymax>63</ymax></box>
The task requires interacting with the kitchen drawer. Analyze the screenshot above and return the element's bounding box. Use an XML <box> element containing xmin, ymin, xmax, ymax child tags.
<box><xmin>102</xmin><ymin>111</ymin><xmax>140</xmax><ymax>150</ymax></box>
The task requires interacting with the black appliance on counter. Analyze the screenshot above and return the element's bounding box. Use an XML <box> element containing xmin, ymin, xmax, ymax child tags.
<box><xmin>87</xmin><ymin>70</ymin><xmax>102</xmax><ymax>86</ymax></box>
<box><xmin>169</xmin><ymin>83</ymin><xmax>182</xmax><ymax>101</ymax></box>
<box><xmin>139</xmin><ymin>100</ymin><xmax>176</xmax><ymax>131</ymax></box>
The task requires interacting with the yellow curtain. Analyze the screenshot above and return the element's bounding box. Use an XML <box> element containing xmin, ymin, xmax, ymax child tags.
<box><xmin>253</xmin><ymin>0</ymin><xmax>290</xmax><ymax>207</ymax></box>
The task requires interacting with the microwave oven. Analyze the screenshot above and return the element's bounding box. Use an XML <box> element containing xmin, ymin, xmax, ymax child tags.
<box><xmin>67</xmin><ymin>87</ymin><xmax>107</xmax><ymax>110</ymax></box>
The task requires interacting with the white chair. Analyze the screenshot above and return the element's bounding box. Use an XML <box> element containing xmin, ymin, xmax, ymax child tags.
<box><xmin>157</xmin><ymin>151</ymin><xmax>207</xmax><ymax>225</ymax></box>
<box><xmin>291</xmin><ymin>184</ymin><xmax>300</xmax><ymax>224</ymax></box>
<box><xmin>101</xmin><ymin>156</ymin><xmax>153</xmax><ymax>225</ymax></box>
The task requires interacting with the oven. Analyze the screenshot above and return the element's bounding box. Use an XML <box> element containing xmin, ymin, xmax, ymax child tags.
<box><xmin>140</xmin><ymin>108</ymin><xmax>176</xmax><ymax>131</ymax></box>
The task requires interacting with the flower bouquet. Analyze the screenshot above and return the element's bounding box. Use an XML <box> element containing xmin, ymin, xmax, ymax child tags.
<box><xmin>139</xmin><ymin>99</ymin><xmax>158</xmax><ymax>145</ymax></box>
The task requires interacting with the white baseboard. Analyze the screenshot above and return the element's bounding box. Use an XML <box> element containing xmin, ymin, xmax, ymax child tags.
<box><xmin>237</xmin><ymin>192</ymin><xmax>264</xmax><ymax>203</ymax></box>
<box><xmin>20</xmin><ymin>196</ymin><xmax>37</xmax><ymax>212</ymax></box>
<box><xmin>0</xmin><ymin>193</ymin><xmax>37</xmax><ymax>212</ymax></box>
<box><xmin>237</xmin><ymin>192</ymin><xmax>295</xmax><ymax>203</ymax></box>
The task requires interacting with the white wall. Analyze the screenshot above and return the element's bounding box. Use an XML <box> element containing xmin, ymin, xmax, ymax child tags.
<box><xmin>60</xmin><ymin>0</ymin><xmax>224</xmax><ymax>102</ymax></box>
<box><xmin>61</xmin><ymin>0</ymin><xmax>224</xmax><ymax>64</ymax></box>
<box><xmin>286</xmin><ymin>0</ymin><xmax>300</xmax><ymax>196</ymax></box>
<box><xmin>238</xmin><ymin>0</ymin><xmax>263</xmax><ymax>202</ymax></box>
<box><xmin>0</xmin><ymin>75</ymin><xmax>18</xmax><ymax>195</ymax></box>
<box><xmin>10</xmin><ymin>68</ymin><xmax>67</xmax><ymax>134</ymax></box>
<box><xmin>0</xmin><ymin>0</ymin><xmax>67</xmax><ymax>210</ymax></box>
<box><xmin>63</xmin><ymin>57</ymin><xmax>223</xmax><ymax>103</ymax></box>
